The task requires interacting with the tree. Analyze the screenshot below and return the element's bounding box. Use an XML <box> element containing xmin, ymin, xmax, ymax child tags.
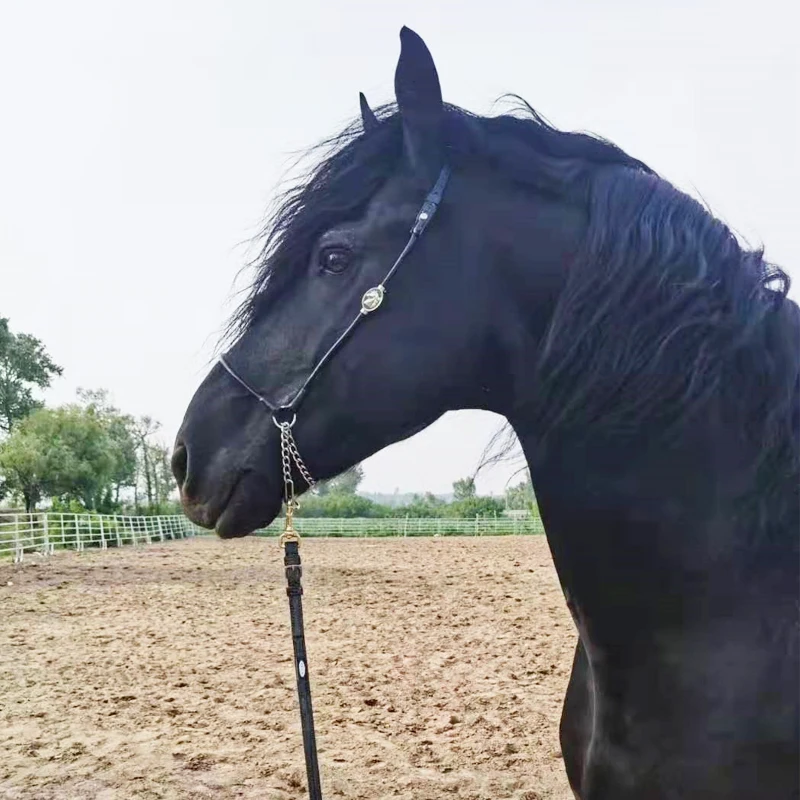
<box><xmin>294</xmin><ymin>492</ymin><xmax>385</xmax><ymax>519</ymax></box>
<box><xmin>131</xmin><ymin>416</ymin><xmax>161</xmax><ymax>511</ymax></box>
<box><xmin>149</xmin><ymin>442</ymin><xmax>177</xmax><ymax>513</ymax></box>
<box><xmin>452</xmin><ymin>476</ymin><xmax>476</xmax><ymax>501</ymax></box>
<box><xmin>316</xmin><ymin>464</ymin><xmax>364</xmax><ymax>496</ymax></box>
<box><xmin>0</xmin><ymin>317</ymin><xmax>62</xmax><ymax>434</ymax></box>
<box><xmin>77</xmin><ymin>389</ymin><xmax>137</xmax><ymax>507</ymax></box>
<box><xmin>446</xmin><ymin>495</ymin><xmax>505</xmax><ymax>519</ymax></box>
<box><xmin>505</xmin><ymin>473</ymin><xmax>536</xmax><ymax>510</ymax></box>
<box><xmin>0</xmin><ymin>405</ymin><xmax>117</xmax><ymax>511</ymax></box>
<box><xmin>0</xmin><ymin>422</ymin><xmax>48</xmax><ymax>510</ymax></box>
<box><xmin>125</xmin><ymin>416</ymin><xmax>178</xmax><ymax>514</ymax></box>
<box><xmin>397</xmin><ymin>492</ymin><xmax>446</xmax><ymax>518</ymax></box>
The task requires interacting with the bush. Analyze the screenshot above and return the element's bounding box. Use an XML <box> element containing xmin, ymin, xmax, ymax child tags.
<box><xmin>445</xmin><ymin>496</ymin><xmax>505</xmax><ymax>519</ymax></box>
<box><xmin>294</xmin><ymin>493</ymin><xmax>388</xmax><ymax>518</ymax></box>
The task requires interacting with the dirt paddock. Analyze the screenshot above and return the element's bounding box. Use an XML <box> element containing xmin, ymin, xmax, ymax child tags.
<box><xmin>1</xmin><ymin>536</ymin><xmax>576</xmax><ymax>799</ymax></box>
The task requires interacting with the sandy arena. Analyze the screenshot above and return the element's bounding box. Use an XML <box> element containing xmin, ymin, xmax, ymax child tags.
<box><xmin>1</xmin><ymin>535</ymin><xmax>576</xmax><ymax>799</ymax></box>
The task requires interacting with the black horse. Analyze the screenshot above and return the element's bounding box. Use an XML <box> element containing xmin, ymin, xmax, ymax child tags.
<box><xmin>173</xmin><ymin>27</ymin><xmax>799</xmax><ymax>799</ymax></box>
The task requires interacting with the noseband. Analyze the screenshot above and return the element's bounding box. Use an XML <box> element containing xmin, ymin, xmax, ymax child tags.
<box><xmin>218</xmin><ymin>164</ymin><xmax>451</xmax><ymax>504</ymax></box>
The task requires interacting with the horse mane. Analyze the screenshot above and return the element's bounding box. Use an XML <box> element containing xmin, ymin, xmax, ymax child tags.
<box><xmin>228</xmin><ymin>98</ymin><xmax>799</xmax><ymax>483</ymax></box>
<box><xmin>225</xmin><ymin>96</ymin><xmax>652</xmax><ymax>342</ymax></box>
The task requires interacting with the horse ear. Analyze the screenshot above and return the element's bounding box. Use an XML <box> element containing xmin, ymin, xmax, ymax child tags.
<box><xmin>359</xmin><ymin>92</ymin><xmax>379</xmax><ymax>132</ymax></box>
<box><xmin>394</xmin><ymin>26</ymin><xmax>444</xmax><ymax>177</ymax></box>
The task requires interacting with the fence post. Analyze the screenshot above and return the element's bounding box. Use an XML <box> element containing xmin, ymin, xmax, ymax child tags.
<box><xmin>157</xmin><ymin>516</ymin><xmax>165</xmax><ymax>542</ymax></box>
<box><xmin>99</xmin><ymin>516</ymin><xmax>107</xmax><ymax>550</ymax></box>
<box><xmin>114</xmin><ymin>515</ymin><xmax>122</xmax><ymax>548</ymax></box>
<box><xmin>76</xmin><ymin>516</ymin><xmax>82</xmax><ymax>552</ymax></box>
<box><xmin>42</xmin><ymin>514</ymin><xmax>52</xmax><ymax>556</ymax></box>
<box><xmin>13</xmin><ymin>514</ymin><xmax>23</xmax><ymax>564</ymax></box>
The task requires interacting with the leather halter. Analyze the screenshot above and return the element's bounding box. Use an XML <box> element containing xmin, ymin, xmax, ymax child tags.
<box><xmin>218</xmin><ymin>164</ymin><xmax>451</xmax><ymax>434</ymax></box>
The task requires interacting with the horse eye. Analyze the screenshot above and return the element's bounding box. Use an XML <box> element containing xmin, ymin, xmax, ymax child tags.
<box><xmin>318</xmin><ymin>247</ymin><xmax>351</xmax><ymax>275</ymax></box>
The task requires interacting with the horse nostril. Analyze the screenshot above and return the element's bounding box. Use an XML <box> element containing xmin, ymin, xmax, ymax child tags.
<box><xmin>171</xmin><ymin>441</ymin><xmax>189</xmax><ymax>489</ymax></box>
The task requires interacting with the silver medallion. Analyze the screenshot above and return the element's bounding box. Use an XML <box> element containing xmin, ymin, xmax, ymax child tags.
<box><xmin>361</xmin><ymin>285</ymin><xmax>385</xmax><ymax>315</ymax></box>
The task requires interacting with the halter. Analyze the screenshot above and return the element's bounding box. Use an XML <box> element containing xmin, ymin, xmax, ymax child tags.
<box><xmin>216</xmin><ymin>165</ymin><xmax>451</xmax><ymax>800</ymax></box>
<box><xmin>218</xmin><ymin>164</ymin><xmax>451</xmax><ymax>506</ymax></box>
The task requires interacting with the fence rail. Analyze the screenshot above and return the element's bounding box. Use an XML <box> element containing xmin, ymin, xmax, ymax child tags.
<box><xmin>257</xmin><ymin>514</ymin><xmax>545</xmax><ymax>538</ymax></box>
<box><xmin>0</xmin><ymin>513</ymin><xmax>203</xmax><ymax>563</ymax></box>
<box><xmin>1</xmin><ymin>511</ymin><xmax>545</xmax><ymax>563</ymax></box>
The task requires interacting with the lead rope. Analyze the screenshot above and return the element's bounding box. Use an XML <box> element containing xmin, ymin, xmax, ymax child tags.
<box><xmin>277</xmin><ymin>421</ymin><xmax>323</xmax><ymax>800</ymax></box>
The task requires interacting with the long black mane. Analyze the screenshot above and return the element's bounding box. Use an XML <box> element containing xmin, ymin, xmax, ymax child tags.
<box><xmin>229</xmin><ymin>99</ymin><xmax>799</xmax><ymax>487</ymax></box>
<box><xmin>227</xmin><ymin>97</ymin><xmax>653</xmax><ymax>338</ymax></box>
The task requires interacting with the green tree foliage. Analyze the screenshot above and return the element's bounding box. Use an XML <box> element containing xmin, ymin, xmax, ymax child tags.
<box><xmin>290</xmin><ymin>486</ymin><xmax>505</xmax><ymax>520</ymax></box>
<box><xmin>294</xmin><ymin>491</ymin><xmax>385</xmax><ymax>518</ymax></box>
<box><xmin>0</xmin><ymin>405</ymin><xmax>117</xmax><ymax>511</ymax></box>
<box><xmin>0</xmin><ymin>391</ymin><xmax>171</xmax><ymax>514</ymax></box>
<box><xmin>129</xmin><ymin>416</ymin><xmax>177</xmax><ymax>514</ymax></box>
<box><xmin>396</xmin><ymin>492</ymin><xmax>447</xmax><ymax>518</ymax></box>
<box><xmin>0</xmin><ymin>317</ymin><xmax>62</xmax><ymax>433</ymax></box>
<box><xmin>445</xmin><ymin>495</ymin><xmax>505</xmax><ymax>518</ymax></box>
<box><xmin>0</xmin><ymin>420</ymin><xmax>47</xmax><ymax>510</ymax></box>
<box><xmin>505</xmin><ymin>473</ymin><xmax>536</xmax><ymax>510</ymax></box>
<box><xmin>452</xmin><ymin>476</ymin><xmax>476</xmax><ymax>501</ymax></box>
<box><xmin>148</xmin><ymin>442</ymin><xmax>177</xmax><ymax>514</ymax></box>
<box><xmin>77</xmin><ymin>389</ymin><xmax>137</xmax><ymax>507</ymax></box>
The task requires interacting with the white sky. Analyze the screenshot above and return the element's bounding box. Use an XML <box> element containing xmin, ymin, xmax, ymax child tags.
<box><xmin>1</xmin><ymin>1</ymin><xmax>796</xmax><ymax>496</ymax></box>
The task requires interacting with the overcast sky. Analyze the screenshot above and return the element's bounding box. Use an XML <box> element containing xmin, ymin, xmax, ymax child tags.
<box><xmin>1</xmin><ymin>1</ymin><xmax>796</xmax><ymax>496</ymax></box>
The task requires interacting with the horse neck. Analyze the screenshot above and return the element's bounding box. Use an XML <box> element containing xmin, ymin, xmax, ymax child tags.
<box><xmin>512</xmin><ymin>397</ymin><xmax>798</xmax><ymax>635</ymax></box>
<box><xmin>481</xmin><ymin>186</ymin><xmax>799</xmax><ymax>642</ymax></box>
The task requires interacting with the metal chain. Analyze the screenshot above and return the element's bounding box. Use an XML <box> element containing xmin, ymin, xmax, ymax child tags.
<box><xmin>278</xmin><ymin>423</ymin><xmax>316</xmax><ymax>505</ymax></box>
<box><xmin>279</xmin><ymin>425</ymin><xmax>296</xmax><ymax>505</ymax></box>
<box><xmin>288</xmin><ymin>436</ymin><xmax>316</xmax><ymax>491</ymax></box>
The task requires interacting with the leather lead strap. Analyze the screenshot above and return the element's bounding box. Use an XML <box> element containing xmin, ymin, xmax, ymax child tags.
<box><xmin>284</xmin><ymin>540</ymin><xmax>323</xmax><ymax>800</ymax></box>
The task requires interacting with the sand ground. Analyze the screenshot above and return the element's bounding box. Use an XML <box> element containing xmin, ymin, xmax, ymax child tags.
<box><xmin>0</xmin><ymin>535</ymin><xmax>576</xmax><ymax>799</ymax></box>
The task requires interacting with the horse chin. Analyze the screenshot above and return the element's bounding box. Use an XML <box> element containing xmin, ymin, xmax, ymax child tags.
<box><xmin>214</xmin><ymin>473</ymin><xmax>284</xmax><ymax>539</ymax></box>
